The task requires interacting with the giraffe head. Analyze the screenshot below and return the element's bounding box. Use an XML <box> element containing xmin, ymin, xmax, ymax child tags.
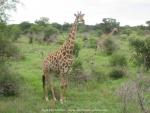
<box><xmin>74</xmin><ymin>11</ymin><xmax>85</xmax><ymax>24</ymax></box>
<box><xmin>112</xmin><ymin>28</ymin><xmax>118</xmax><ymax>32</ymax></box>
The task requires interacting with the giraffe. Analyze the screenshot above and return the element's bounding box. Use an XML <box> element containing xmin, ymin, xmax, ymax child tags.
<box><xmin>96</xmin><ymin>28</ymin><xmax>118</xmax><ymax>51</ymax></box>
<box><xmin>42</xmin><ymin>12</ymin><xmax>85</xmax><ymax>104</ymax></box>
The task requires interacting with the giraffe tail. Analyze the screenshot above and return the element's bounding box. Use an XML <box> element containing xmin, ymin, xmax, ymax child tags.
<box><xmin>42</xmin><ymin>75</ymin><xmax>45</xmax><ymax>89</ymax></box>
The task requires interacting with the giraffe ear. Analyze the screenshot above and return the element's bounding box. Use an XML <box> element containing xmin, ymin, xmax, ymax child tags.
<box><xmin>74</xmin><ymin>14</ymin><xmax>77</xmax><ymax>17</ymax></box>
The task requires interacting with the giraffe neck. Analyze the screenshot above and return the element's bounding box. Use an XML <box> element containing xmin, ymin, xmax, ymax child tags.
<box><xmin>108</xmin><ymin>30</ymin><xmax>114</xmax><ymax>36</ymax></box>
<box><xmin>62</xmin><ymin>18</ymin><xmax>78</xmax><ymax>51</ymax></box>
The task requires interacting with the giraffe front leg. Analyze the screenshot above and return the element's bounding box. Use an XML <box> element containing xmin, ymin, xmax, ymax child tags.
<box><xmin>60</xmin><ymin>74</ymin><xmax>68</xmax><ymax>104</ymax></box>
<box><xmin>45</xmin><ymin>84</ymin><xmax>49</xmax><ymax>101</ymax></box>
<box><xmin>60</xmin><ymin>77</ymin><xmax>65</xmax><ymax>104</ymax></box>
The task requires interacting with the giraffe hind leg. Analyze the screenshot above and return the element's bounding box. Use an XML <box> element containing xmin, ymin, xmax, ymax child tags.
<box><xmin>42</xmin><ymin>74</ymin><xmax>49</xmax><ymax>101</ymax></box>
<box><xmin>49</xmin><ymin>72</ymin><xmax>57</xmax><ymax>101</ymax></box>
<box><xmin>42</xmin><ymin>75</ymin><xmax>45</xmax><ymax>89</ymax></box>
<box><xmin>42</xmin><ymin>72</ymin><xmax>57</xmax><ymax>101</ymax></box>
<box><xmin>50</xmin><ymin>84</ymin><xmax>57</xmax><ymax>101</ymax></box>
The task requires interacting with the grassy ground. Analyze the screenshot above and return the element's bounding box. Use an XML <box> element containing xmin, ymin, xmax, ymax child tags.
<box><xmin>0</xmin><ymin>36</ymin><xmax>149</xmax><ymax>113</ymax></box>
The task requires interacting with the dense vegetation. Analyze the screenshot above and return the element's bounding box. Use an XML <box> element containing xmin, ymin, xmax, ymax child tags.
<box><xmin>0</xmin><ymin>1</ymin><xmax>150</xmax><ymax>113</ymax></box>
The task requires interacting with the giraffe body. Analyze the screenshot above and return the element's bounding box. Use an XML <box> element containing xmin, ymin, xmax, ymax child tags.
<box><xmin>42</xmin><ymin>12</ymin><xmax>84</xmax><ymax>103</ymax></box>
<box><xmin>96</xmin><ymin>28</ymin><xmax>118</xmax><ymax>51</ymax></box>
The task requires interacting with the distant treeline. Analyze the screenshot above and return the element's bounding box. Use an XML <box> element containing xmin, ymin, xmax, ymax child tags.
<box><xmin>7</xmin><ymin>17</ymin><xmax>150</xmax><ymax>43</ymax></box>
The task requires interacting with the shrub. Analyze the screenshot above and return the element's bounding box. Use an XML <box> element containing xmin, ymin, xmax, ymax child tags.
<box><xmin>56</xmin><ymin>37</ymin><xmax>65</xmax><ymax>45</ymax></box>
<box><xmin>130</xmin><ymin>37</ymin><xmax>150</xmax><ymax>70</ymax></box>
<box><xmin>70</xmin><ymin>58</ymin><xmax>92</xmax><ymax>85</ymax></box>
<box><xmin>0</xmin><ymin>0</ymin><xmax>21</xmax><ymax>97</ymax></box>
<box><xmin>91</xmin><ymin>68</ymin><xmax>106</xmax><ymax>82</ymax></box>
<box><xmin>70</xmin><ymin>58</ymin><xmax>83</xmax><ymax>81</ymax></box>
<box><xmin>110</xmin><ymin>53</ymin><xmax>127</xmax><ymax>66</ymax></box>
<box><xmin>0</xmin><ymin>40</ymin><xmax>18</xmax><ymax>57</ymax></box>
<box><xmin>0</xmin><ymin>37</ymin><xmax>23</xmax><ymax>60</ymax></box>
<box><xmin>86</xmin><ymin>37</ymin><xmax>97</xmax><ymax>49</ymax></box>
<box><xmin>73</xmin><ymin>43</ymin><xmax>81</xmax><ymax>57</ymax></box>
<box><xmin>0</xmin><ymin>23</ymin><xmax>22</xmax><ymax>59</ymax></box>
<box><xmin>71</xmin><ymin>58</ymin><xmax>83</xmax><ymax>74</ymax></box>
<box><xmin>121</xmin><ymin>28</ymin><xmax>132</xmax><ymax>36</ymax></box>
<box><xmin>0</xmin><ymin>64</ymin><xmax>20</xmax><ymax>96</ymax></box>
<box><xmin>96</xmin><ymin>30</ymin><xmax>103</xmax><ymax>36</ymax></box>
<box><xmin>8</xmin><ymin>25</ymin><xmax>21</xmax><ymax>41</ymax></box>
<box><xmin>43</xmin><ymin>26</ymin><xmax>58</xmax><ymax>41</ymax></box>
<box><xmin>109</xmin><ymin>68</ymin><xmax>126</xmax><ymax>79</ymax></box>
<box><xmin>119</xmin><ymin>34</ymin><xmax>128</xmax><ymax>40</ymax></box>
<box><xmin>103</xmin><ymin>38</ymin><xmax>117</xmax><ymax>55</ymax></box>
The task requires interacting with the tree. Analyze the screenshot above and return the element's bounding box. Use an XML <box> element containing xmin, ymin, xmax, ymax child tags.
<box><xmin>62</xmin><ymin>22</ymin><xmax>71</xmax><ymax>32</ymax></box>
<box><xmin>101</xmin><ymin>18</ymin><xmax>120</xmax><ymax>33</ymax></box>
<box><xmin>0</xmin><ymin>0</ymin><xmax>19</xmax><ymax>22</ymax></box>
<box><xmin>146</xmin><ymin>20</ymin><xmax>150</xmax><ymax>30</ymax></box>
<box><xmin>43</xmin><ymin>26</ymin><xmax>58</xmax><ymax>41</ymax></box>
<box><xmin>19</xmin><ymin>21</ymin><xmax>32</xmax><ymax>34</ymax></box>
<box><xmin>27</xmin><ymin>24</ymin><xmax>45</xmax><ymax>44</ymax></box>
<box><xmin>0</xmin><ymin>0</ymin><xmax>21</xmax><ymax>96</ymax></box>
<box><xmin>29</xmin><ymin>24</ymin><xmax>44</xmax><ymax>33</ymax></box>
<box><xmin>9</xmin><ymin>24</ymin><xmax>21</xmax><ymax>40</ymax></box>
<box><xmin>0</xmin><ymin>0</ymin><xmax>20</xmax><ymax>58</ymax></box>
<box><xmin>134</xmin><ymin>25</ymin><xmax>146</xmax><ymax>36</ymax></box>
<box><xmin>51</xmin><ymin>22</ymin><xmax>62</xmax><ymax>32</ymax></box>
<box><xmin>35</xmin><ymin>17</ymin><xmax>49</xmax><ymax>26</ymax></box>
<box><xmin>78</xmin><ymin>24</ymin><xmax>87</xmax><ymax>33</ymax></box>
<box><xmin>146</xmin><ymin>21</ymin><xmax>150</xmax><ymax>26</ymax></box>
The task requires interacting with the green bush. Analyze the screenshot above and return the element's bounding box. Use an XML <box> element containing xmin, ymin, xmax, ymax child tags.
<box><xmin>110</xmin><ymin>53</ymin><xmax>127</xmax><ymax>66</ymax></box>
<box><xmin>86</xmin><ymin>37</ymin><xmax>97</xmax><ymax>49</ymax></box>
<box><xmin>56</xmin><ymin>37</ymin><xmax>65</xmax><ymax>45</ymax></box>
<box><xmin>11</xmin><ymin>26</ymin><xmax>21</xmax><ymax>41</ymax></box>
<box><xmin>19</xmin><ymin>21</ymin><xmax>31</xmax><ymax>34</ymax></box>
<box><xmin>119</xmin><ymin>34</ymin><xmax>128</xmax><ymax>40</ymax></box>
<box><xmin>121</xmin><ymin>28</ymin><xmax>132</xmax><ymax>36</ymax></box>
<box><xmin>130</xmin><ymin>37</ymin><xmax>150</xmax><ymax>70</ymax></box>
<box><xmin>109</xmin><ymin>68</ymin><xmax>126</xmax><ymax>79</ymax></box>
<box><xmin>70</xmin><ymin>58</ymin><xmax>83</xmax><ymax>81</ymax></box>
<box><xmin>0</xmin><ymin>0</ymin><xmax>21</xmax><ymax>97</ymax></box>
<box><xmin>71</xmin><ymin>58</ymin><xmax>83</xmax><ymax>74</ymax></box>
<box><xmin>96</xmin><ymin>30</ymin><xmax>103</xmax><ymax>36</ymax></box>
<box><xmin>0</xmin><ymin>64</ymin><xmax>20</xmax><ymax>96</ymax></box>
<box><xmin>73</xmin><ymin>43</ymin><xmax>81</xmax><ymax>57</ymax></box>
<box><xmin>43</xmin><ymin>26</ymin><xmax>58</xmax><ymax>41</ymax></box>
<box><xmin>0</xmin><ymin>23</ymin><xmax>22</xmax><ymax>59</ymax></box>
<box><xmin>0</xmin><ymin>37</ymin><xmax>21</xmax><ymax>59</ymax></box>
<box><xmin>91</xmin><ymin>68</ymin><xmax>106</xmax><ymax>82</ymax></box>
<box><xmin>103</xmin><ymin>38</ymin><xmax>117</xmax><ymax>55</ymax></box>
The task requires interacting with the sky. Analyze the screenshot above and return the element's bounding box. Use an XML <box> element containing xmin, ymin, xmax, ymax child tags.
<box><xmin>9</xmin><ymin>0</ymin><xmax>150</xmax><ymax>26</ymax></box>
